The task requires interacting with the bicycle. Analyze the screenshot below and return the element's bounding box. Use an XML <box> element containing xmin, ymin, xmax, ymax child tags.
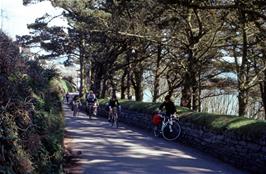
<box><xmin>153</xmin><ymin>113</ymin><xmax>181</xmax><ymax>141</ymax></box>
<box><xmin>87</xmin><ymin>102</ymin><xmax>97</xmax><ymax>119</ymax></box>
<box><xmin>109</xmin><ymin>106</ymin><xmax>119</xmax><ymax>128</ymax></box>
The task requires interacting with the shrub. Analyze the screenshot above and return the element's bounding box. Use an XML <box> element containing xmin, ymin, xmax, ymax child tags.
<box><xmin>0</xmin><ymin>32</ymin><xmax>64</xmax><ymax>174</ymax></box>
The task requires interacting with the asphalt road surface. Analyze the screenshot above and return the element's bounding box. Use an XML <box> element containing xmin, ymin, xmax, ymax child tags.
<box><xmin>63</xmin><ymin>99</ymin><xmax>248</xmax><ymax>174</ymax></box>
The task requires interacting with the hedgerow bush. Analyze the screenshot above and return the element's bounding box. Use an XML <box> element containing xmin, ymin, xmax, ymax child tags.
<box><xmin>180</xmin><ymin>112</ymin><xmax>266</xmax><ymax>140</ymax></box>
<box><xmin>0</xmin><ymin>31</ymin><xmax>66</xmax><ymax>173</ymax></box>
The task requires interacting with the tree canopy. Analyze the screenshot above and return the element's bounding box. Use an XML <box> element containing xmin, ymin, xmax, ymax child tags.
<box><xmin>21</xmin><ymin>0</ymin><xmax>266</xmax><ymax>119</ymax></box>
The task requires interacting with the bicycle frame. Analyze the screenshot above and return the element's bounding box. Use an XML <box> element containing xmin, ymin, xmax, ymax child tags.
<box><xmin>87</xmin><ymin>103</ymin><xmax>97</xmax><ymax>119</ymax></box>
<box><xmin>161</xmin><ymin>115</ymin><xmax>173</xmax><ymax>129</ymax></box>
<box><xmin>153</xmin><ymin>113</ymin><xmax>181</xmax><ymax>141</ymax></box>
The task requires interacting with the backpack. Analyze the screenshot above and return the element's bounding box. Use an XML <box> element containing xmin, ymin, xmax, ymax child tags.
<box><xmin>152</xmin><ymin>113</ymin><xmax>162</xmax><ymax>125</ymax></box>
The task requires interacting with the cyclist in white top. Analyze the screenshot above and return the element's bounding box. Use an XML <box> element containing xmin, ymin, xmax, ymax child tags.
<box><xmin>86</xmin><ymin>90</ymin><xmax>98</xmax><ymax>118</ymax></box>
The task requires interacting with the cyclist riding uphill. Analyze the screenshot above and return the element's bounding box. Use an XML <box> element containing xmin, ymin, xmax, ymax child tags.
<box><xmin>159</xmin><ymin>95</ymin><xmax>176</xmax><ymax>118</ymax></box>
<box><xmin>86</xmin><ymin>90</ymin><xmax>98</xmax><ymax>117</ymax></box>
<box><xmin>108</xmin><ymin>95</ymin><xmax>120</xmax><ymax>121</ymax></box>
<box><xmin>86</xmin><ymin>90</ymin><xmax>97</xmax><ymax>103</ymax></box>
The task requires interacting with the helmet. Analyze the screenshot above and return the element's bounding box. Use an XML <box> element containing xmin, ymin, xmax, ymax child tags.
<box><xmin>165</xmin><ymin>95</ymin><xmax>171</xmax><ymax>101</ymax></box>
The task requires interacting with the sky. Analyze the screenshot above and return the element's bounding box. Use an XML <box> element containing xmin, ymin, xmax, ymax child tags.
<box><xmin>0</xmin><ymin>0</ymin><xmax>80</xmax><ymax>79</ymax></box>
<box><xmin>0</xmin><ymin>0</ymin><xmax>66</xmax><ymax>39</ymax></box>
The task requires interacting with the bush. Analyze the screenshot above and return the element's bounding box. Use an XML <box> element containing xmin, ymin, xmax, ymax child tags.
<box><xmin>180</xmin><ymin>112</ymin><xmax>266</xmax><ymax>140</ymax></box>
<box><xmin>0</xmin><ymin>32</ymin><xmax>65</xmax><ymax>173</ymax></box>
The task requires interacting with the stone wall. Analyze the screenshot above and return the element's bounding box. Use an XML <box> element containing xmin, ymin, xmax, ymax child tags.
<box><xmin>97</xmin><ymin>106</ymin><xmax>266</xmax><ymax>174</ymax></box>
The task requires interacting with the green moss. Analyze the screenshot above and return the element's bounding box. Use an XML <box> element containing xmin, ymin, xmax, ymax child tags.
<box><xmin>179</xmin><ymin>111</ymin><xmax>266</xmax><ymax>140</ymax></box>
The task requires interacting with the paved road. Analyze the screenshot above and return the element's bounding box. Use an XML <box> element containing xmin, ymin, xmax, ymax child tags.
<box><xmin>63</xmin><ymin>101</ymin><xmax>248</xmax><ymax>174</ymax></box>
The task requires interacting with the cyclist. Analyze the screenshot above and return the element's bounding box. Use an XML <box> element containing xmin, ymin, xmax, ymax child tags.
<box><xmin>153</xmin><ymin>95</ymin><xmax>177</xmax><ymax>135</ymax></box>
<box><xmin>72</xmin><ymin>95</ymin><xmax>81</xmax><ymax>117</ymax></box>
<box><xmin>108</xmin><ymin>95</ymin><xmax>120</xmax><ymax>122</ymax></box>
<box><xmin>159</xmin><ymin>95</ymin><xmax>176</xmax><ymax>118</ymax></box>
<box><xmin>65</xmin><ymin>92</ymin><xmax>70</xmax><ymax>103</ymax></box>
<box><xmin>86</xmin><ymin>90</ymin><xmax>97</xmax><ymax>118</ymax></box>
<box><xmin>154</xmin><ymin>95</ymin><xmax>181</xmax><ymax>140</ymax></box>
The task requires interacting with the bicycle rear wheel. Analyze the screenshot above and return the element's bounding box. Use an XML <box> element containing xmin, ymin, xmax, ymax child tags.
<box><xmin>162</xmin><ymin>121</ymin><xmax>181</xmax><ymax>141</ymax></box>
<box><xmin>114</xmin><ymin>114</ymin><xmax>119</xmax><ymax>128</ymax></box>
<box><xmin>86</xmin><ymin>105</ymin><xmax>92</xmax><ymax>119</ymax></box>
<box><xmin>114</xmin><ymin>118</ymin><xmax>119</xmax><ymax>128</ymax></box>
<box><xmin>110</xmin><ymin>115</ymin><xmax>114</xmax><ymax>126</ymax></box>
<box><xmin>89</xmin><ymin>106</ymin><xmax>93</xmax><ymax>119</ymax></box>
<box><xmin>110</xmin><ymin>113</ymin><xmax>118</xmax><ymax>128</ymax></box>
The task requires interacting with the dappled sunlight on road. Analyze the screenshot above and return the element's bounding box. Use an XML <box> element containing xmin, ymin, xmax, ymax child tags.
<box><xmin>63</xmin><ymin>102</ymin><xmax>247</xmax><ymax>174</ymax></box>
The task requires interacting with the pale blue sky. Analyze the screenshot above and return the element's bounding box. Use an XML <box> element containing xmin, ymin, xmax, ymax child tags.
<box><xmin>0</xmin><ymin>0</ymin><xmax>66</xmax><ymax>39</ymax></box>
<box><xmin>0</xmin><ymin>0</ymin><xmax>77</xmax><ymax>78</ymax></box>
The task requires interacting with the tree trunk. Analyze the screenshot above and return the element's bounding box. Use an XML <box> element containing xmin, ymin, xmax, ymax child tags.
<box><xmin>126</xmin><ymin>53</ymin><xmax>132</xmax><ymax>100</ymax></box>
<box><xmin>238</xmin><ymin>89</ymin><xmax>248</xmax><ymax>116</ymax></box>
<box><xmin>121</xmin><ymin>69</ymin><xmax>127</xmax><ymax>99</ymax></box>
<box><xmin>192</xmin><ymin>85</ymin><xmax>197</xmax><ymax>110</ymax></box>
<box><xmin>100</xmin><ymin>77</ymin><xmax>108</xmax><ymax>98</ymax></box>
<box><xmin>197</xmin><ymin>71</ymin><xmax>202</xmax><ymax>112</ymax></box>
<box><xmin>238</xmin><ymin>11</ymin><xmax>248</xmax><ymax>117</ymax></box>
<box><xmin>93</xmin><ymin>62</ymin><xmax>103</xmax><ymax>98</ymax></box>
<box><xmin>153</xmin><ymin>44</ymin><xmax>162</xmax><ymax>102</ymax></box>
<box><xmin>259</xmin><ymin>63</ymin><xmax>266</xmax><ymax>119</ymax></box>
<box><xmin>261</xmin><ymin>82</ymin><xmax>266</xmax><ymax>120</ymax></box>
<box><xmin>110</xmin><ymin>78</ymin><xmax>117</xmax><ymax>97</ymax></box>
<box><xmin>180</xmin><ymin>72</ymin><xmax>192</xmax><ymax>109</ymax></box>
<box><xmin>79</xmin><ymin>44</ymin><xmax>86</xmax><ymax>97</ymax></box>
<box><xmin>131</xmin><ymin>59</ymin><xmax>144</xmax><ymax>102</ymax></box>
<box><xmin>86</xmin><ymin>60</ymin><xmax>91</xmax><ymax>91</ymax></box>
<box><xmin>191</xmin><ymin>70</ymin><xmax>199</xmax><ymax>111</ymax></box>
<box><xmin>181</xmin><ymin>47</ymin><xmax>194</xmax><ymax>109</ymax></box>
<box><xmin>133</xmin><ymin>69</ymin><xmax>144</xmax><ymax>101</ymax></box>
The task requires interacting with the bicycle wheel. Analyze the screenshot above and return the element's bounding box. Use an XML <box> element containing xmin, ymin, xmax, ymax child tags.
<box><xmin>162</xmin><ymin>121</ymin><xmax>181</xmax><ymax>141</ymax></box>
<box><xmin>114</xmin><ymin>117</ymin><xmax>118</xmax><ymax>128</ymax></box>
<box><xmin>89</xmin><ymin>106</ymin><xmax>92</xmax><ymax>119</ymax></box>
<box><xmin>113</xmin><ymin>113</ymin><xmax>118</xmax><ymax>128</ymax></box>
<box><xmin>110</xmin><ymin>115</ymin><xmax>114</xmax><ymax>126</ymax></box>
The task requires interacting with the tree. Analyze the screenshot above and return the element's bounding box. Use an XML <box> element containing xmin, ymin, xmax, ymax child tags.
<box><xmin>23</xmin><ymin>0</ymin><xmax>266</xmax><ymax>118</ymax></box>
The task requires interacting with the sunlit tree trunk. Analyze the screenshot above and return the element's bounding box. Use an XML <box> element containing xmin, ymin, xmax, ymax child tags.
<box><xmin>259</xmin><ymin>52</ymin><xmax>266</xmax><ymax>119</ymax></box>
<box><xmin>78</xmin><ymin>37</ymin><xmax>86</xmax><ymax>97</ymax></box>
<box><xmin>153</xmin><ymin>44</ymin><xmax>162</xmax><ymax>102</ymax></box>
<box><xmin>121</xmin><ymin>69</ymin><xmax>127</xmax><ymax>99</ymax></box>
<box><xmin>238</xmin><ymin>11</ymin><xmax>249</xmax><ymax>117</ymax></box>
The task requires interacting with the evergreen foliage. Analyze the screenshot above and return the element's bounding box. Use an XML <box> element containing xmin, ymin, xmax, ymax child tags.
<box><xmin>0</xmin><ymin>31</ymin><xmax>69</xmax><ymax>173</ymax></box>
<box><xmin>20</xmin><ymin>0</ymin><xmax>266</xmax><ymax>119</ymax></box>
